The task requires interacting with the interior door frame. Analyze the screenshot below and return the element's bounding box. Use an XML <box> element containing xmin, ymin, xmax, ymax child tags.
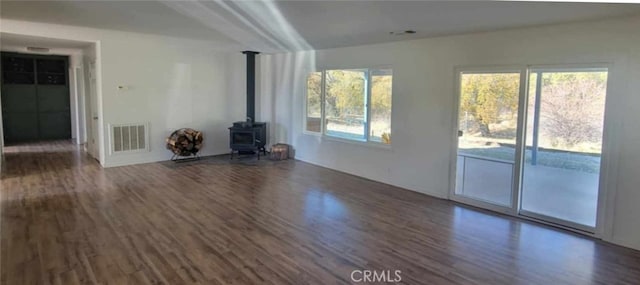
<box><xmin>449</xmin><ymin>63</ymin><xmax>614</xmax><ymax>238</ymax></box>
<box><xmin>448</xmin><ymin>65</ymin><xmax>528</xmax><ymax>216</ymax></box>
<box><xmin>86</xmin><ymin>60</ymin><xmax>99</xmax><ymax>160</ymax></box>
<box><xmin>74</xmin><ymin>66</ymin><xmax>84</xmax><ymax>145</ymax></box>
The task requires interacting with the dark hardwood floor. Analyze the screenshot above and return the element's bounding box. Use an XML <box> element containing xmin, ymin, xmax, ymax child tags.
<box><xmin>1</xmin><ymin>141</ymin><xmax>639</xmax><ymax>284</ymax></box>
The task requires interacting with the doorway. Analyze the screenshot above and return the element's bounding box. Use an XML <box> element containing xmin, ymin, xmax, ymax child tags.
<box><xmin>452</xmin><ymin>65</ymin><xmax>609</xmax><ymax>233</ymax></box>
<box><xmin>1</xmin><ymin>52</ymin><xmax>71</xmax><ymax>143</ymax></box>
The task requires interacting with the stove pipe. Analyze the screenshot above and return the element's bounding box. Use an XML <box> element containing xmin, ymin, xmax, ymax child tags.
<box><xmin>242</xmin><ymin>51</ymin><xmax>260</xmax><ymax>123</ymax></box>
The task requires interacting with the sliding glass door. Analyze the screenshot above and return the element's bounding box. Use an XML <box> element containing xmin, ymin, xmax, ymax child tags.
<box><xmin>520</xmin><ymin>69</ymin><xmax>608</xmax><ymax>231</ymax></box>
<box><xmin>454</xmin><ymin>70</ymin><xmax>524</xmax><ymax>210</ymax></box>
<box><xmin>453</xmin><ymin>66</ymin><xmax>609</xmax><ymax>232</ymax></box>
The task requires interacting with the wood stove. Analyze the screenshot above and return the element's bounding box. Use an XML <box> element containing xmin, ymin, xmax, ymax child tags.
<box><xmin>229</xmin><ymin>50</ymin><xmax>267</xmax><ymax>159</ymax></box>
<box><xmin>229</xmin><ymin>121</ymin><xmax>266</xmax><ymax>159</ymax></box>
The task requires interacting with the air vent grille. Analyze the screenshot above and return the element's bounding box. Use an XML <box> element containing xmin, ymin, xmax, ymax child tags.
<box><xmin>111</xmin><ymin>123</ymin><xmax>148</xmax><ymax>153</ymax></box>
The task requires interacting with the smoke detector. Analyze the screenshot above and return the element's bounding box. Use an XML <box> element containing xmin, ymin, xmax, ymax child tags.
<box><xmin>26</xmin><ymin>47</ymin><xmax>50</xmax><ymax>53</ymax></box>
<box><xmin>390</xmin><ymin>30</ymin><xmax>417</xmax><ymax>36</ymax></box>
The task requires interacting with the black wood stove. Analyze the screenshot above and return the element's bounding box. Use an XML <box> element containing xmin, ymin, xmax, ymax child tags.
<box><xmin>229</xmin><ymin>51</ymin><xmax>267</xmax><ymax>159</ymax></box>
<box><xmin>229</xmin><ymin>120</ymin><xmax>266</xmax><ymax>159</ymax></box>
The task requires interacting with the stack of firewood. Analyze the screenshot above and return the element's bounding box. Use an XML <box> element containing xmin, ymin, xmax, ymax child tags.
<box><xmin>166</xmin><ymin>128</ymin><xmax>203</xmax><ymax>156</ymax></box>
<box><xmin>270</xmin><ymin>143</ymin><xmax>292</xmax><ymax>160</ymax></box>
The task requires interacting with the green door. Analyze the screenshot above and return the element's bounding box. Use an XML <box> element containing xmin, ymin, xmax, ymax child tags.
<box><xmin>1</xmin><ymin>53</ymin><xmax>71</xmax><ymax>143</ymax></box>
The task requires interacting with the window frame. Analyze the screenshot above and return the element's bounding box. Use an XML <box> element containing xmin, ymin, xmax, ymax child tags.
<box><xmin>303</xmin><ymin>70</ymin><xmax>324</xmax><ymax>136</ymax></box>
<box><xmin>367</xmin><ymin>68</ymin><xmax>394</xmax><ymax>144</ymax></box>
<box><xmin>303</xmin><ymin>66</ymin><xmax>393</xmax><ymax>147</ymax></box>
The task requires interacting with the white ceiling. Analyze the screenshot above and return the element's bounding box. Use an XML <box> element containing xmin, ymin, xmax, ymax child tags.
<box><xmin>2</xmin><ymin>1</ymin><xmax>640</xmax><ymax>53</ymax></box>
<box><xmin>0</xmin><ymin>1</ymin><xmax>235</xmax><ymax>42</ymax></box>
<box><xmin>276</xmin><ymin>1</ymin><xmax>640</xmax><ymax>49</ymax></box>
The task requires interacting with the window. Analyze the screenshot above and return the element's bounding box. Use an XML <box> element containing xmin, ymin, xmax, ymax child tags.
<box><xmin>369</xmin><ymin>69</ymin><xmax>392</xmax><ymax>143</ymax></box>
<box><xmin>305</xmin><ymin>72</ymin><xmax>322</xmax><ymax>132</ymax></box>
<box><xmin>305</xmin><ymin>68</ymin><xmax>392</xmax><ymax>145</ymax></box>
<box><xmin>325</xmin><ymin>69</ymin><xmax>367</xmax><ymax>141</ymax></box>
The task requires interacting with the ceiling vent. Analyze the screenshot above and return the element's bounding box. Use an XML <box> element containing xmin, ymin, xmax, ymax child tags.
<box><xmin>26</xmin><ymin>47</ymin><xmax>50</xmax><ymax>53</ymax></box>
<box><xmin>390</xmin><ymin>30</ymin><xmax>416</xmax><ymax>36</ymax></box>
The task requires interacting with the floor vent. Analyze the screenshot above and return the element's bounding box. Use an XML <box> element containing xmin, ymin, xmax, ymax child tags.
<box><xmin>110</xmin><ymin>123</ymin><xmax>148</xmax><ymax>153</ymax></box>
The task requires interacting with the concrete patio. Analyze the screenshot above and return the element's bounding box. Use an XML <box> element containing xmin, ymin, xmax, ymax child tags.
<box><xmin>456</xmin><ymin>154</ymin><xmax>599</xmax><ymax>227</ymax></box>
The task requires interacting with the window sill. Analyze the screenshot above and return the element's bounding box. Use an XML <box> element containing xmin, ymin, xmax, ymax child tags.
<box><xmin>320</xmin><ymin>134</ymin><xmax>392</xmax><ymax>150</ymax></box>
<box><xmin>302</xmin><ymin>130</ymin><xmax>322</xmax><ymax>137</ymax></box>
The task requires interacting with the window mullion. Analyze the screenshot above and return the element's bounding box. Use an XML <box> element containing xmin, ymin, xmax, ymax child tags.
<box><xmin>365</xmin><ymin>69</ymin><xmax>371</xmax><ymax>141</ymax></box>
<box><xmin>321</xmin><ymin>70</ymin><xmax>326</xmax><ymax>135</ymax></box>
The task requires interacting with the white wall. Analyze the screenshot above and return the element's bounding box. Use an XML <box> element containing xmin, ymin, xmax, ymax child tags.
<box><xmin>1</xmin><ymin>19</ymin><xmax>245</xmax><ymax>167</ymax></box>
<box><xmin>259</xmin><ymin>16</ymin><xmax>640</xmax><ymax>250</ymax></box>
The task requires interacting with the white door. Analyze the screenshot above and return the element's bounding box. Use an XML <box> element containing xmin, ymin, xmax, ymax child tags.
<box><xmin>74</xmin><ymin>67</ymin><xmax>84</xmax><ymax>145</ymax></box>
<box><xmin>85</xmin><ymin>61</ymin><xmax>99</xmax><ymax>160</ymax></box>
